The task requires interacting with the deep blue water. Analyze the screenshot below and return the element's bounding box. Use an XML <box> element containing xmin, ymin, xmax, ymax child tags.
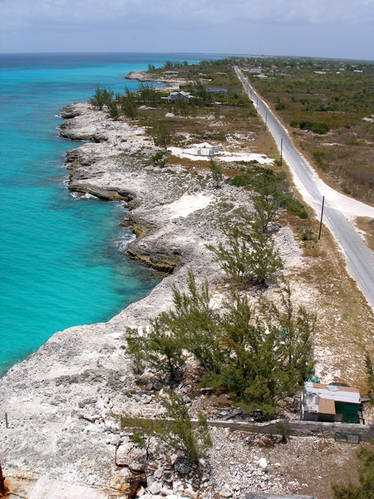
<box><xmin>0</xmin><ymin>53</ymin><xmax>205</xmax><ymax>375</ymax></box>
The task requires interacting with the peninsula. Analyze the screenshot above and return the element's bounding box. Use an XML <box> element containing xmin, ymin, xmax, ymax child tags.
<box><xmin>1</xmin><ymin>57</ymin><xmax>374</xmax><ymax>499</ymax></box>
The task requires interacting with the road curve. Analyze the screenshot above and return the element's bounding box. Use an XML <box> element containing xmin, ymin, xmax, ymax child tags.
<box><xmin>235</xmin><ymin>66</ymin><xmax>374</xmax><ymax>312</ymax></box>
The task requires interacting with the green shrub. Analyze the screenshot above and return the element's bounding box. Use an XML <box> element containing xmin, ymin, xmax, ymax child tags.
<box><xmin>275</xmin><ymin>102</ymin><xmax>287</xmax><ymax>110</ymax></box>
<box><xmin>279</xmin><ymin>195</ymin><xmax>308</xmax><ymax>218</ymax></box>
<box><xmin>90</xmin><ymin>87</ymin><xmax>114</xmax><ymax>110</ymax></box>
<box><xmin>312</xmin><ymin>149</ymin><xmax>330</xmax><ymax>164</ymax></box>
<box><xmin>230</xmin><ymin>174</ymin><xmax>253</xmax><ymax>187</ymax></box>
<box><xmin>126</xmin><ymin>274</ymin><xmax>316</xmax><ymax>419</ymax></box>
<box><xmin>151</xmin><ymin>123</ymin><xmax>172</xmax><ymax>148</ymax></box>
<box><xmin>107</xmin><ymin>101</ymin><xmax>120</xmax><ymax>120</ymax></box>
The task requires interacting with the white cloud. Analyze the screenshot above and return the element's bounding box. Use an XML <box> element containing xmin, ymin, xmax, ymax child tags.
<box><xmin>1</xmin><ymin>0</ymin><xmax>374</xmax><ymax>27</ymax></box>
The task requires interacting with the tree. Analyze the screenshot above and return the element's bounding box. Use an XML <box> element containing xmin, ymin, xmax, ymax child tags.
<box><xmin>202</xmin><ymin>286</ymin><xmax>315</xmax><ymax>417</ymax></box>
<box><xmin>138</xmin><ymin>84</ymin><xmax>161</xmax><ymax>107</ymax></box>
<box><xmin>120</xmin><ymin>89</ymin><xmax>138</xmax><ymax>119</ymax></box>
<box><xmin>194</xmin><ymin>80</ymin><xmax>213</xmax><ymax>106</ymax></box>
<box><xmin>127</xmin><ymin>271</ymin><xmax>223</xmax><ymax>377</ymax></box>
<box><xmin>126</xmin><ymin>318</ymin><xmax>185</xmax><ymax>382</ymax></box>
<box><xmin>207</xmin><ymin>207</ymin><xmax>283</xmax><ymax>287</ymax></box>
<box><xmin>162</xmin><ymin>271</ymin><xmax>225</xmax><ymax>374</ymax></box>
<box><xmin>121</xmin><ymin>390</ymin><xmax>212</xmax><ymax>465</ymax></box>
<box><xmin>365</xmin><ymin>351</ymin><xmax>374</xmax><ymax>403</ymax></box>
<box><xmin>151</xmin><ymin>123</ymin><xmax>171</xmax><ymax>148</ymax></box>
<box><xmin>332</xmin><ymin>442</ymin><xmax>374</xmax><ymax>498</ymax></box>
<box><xmin>126</xmin><ymin>272</ymin><xmax>315</xmax><ymax>418</ymax></box>
<box><xmin>107</xmin><ymin>101</ymin><xmax>120</xmax><ymax>120</ymax></box>
<box><xmin>90</xmin><ymin>87</ymin><xmax>114</xmax><ymax>110</ymax></box>
<box><xmin>252</xmin><ymin>192</ymin><xmax>279</xmax><ymax>234</ymax></box>
<box><xmin>262</xmin><ymin>280</ymin><xmax>316</xmax><ymax>383</ymax></box>
<box><xmin>209</xmin><ymin>160</ymin><xmax>223</xmax><ymax>187</ymax></box>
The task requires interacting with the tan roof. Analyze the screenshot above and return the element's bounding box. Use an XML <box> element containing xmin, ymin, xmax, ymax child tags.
<box><xmin>318</xmin><ymin>398</ymin><xmax>336</xmax><ymax>415</ymax></box>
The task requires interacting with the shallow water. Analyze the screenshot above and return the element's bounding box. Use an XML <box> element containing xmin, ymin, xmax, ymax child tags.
<box><xmin>0</xmin><ymin>53</ymin><xmax>204</xmax><ymax>375</ymax></box>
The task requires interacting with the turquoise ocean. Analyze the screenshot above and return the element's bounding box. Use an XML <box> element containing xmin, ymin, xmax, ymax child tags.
<box><xmin>0</xmin><ymin>53</ymin><xmax>204</xmax><ymax>376</ymax></box>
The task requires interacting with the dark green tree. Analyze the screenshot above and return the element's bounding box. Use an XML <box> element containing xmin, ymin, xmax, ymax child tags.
<box><xmin>202</xmin><ymin>287</ymin><xmax>315</xmax><ymax>417</ymax></box>
<box><xmin>107</xmin><ymin>101</ymin><xmax>120</xmax><ymax>120</ymax></box>
<box><xmin>126</xmin><ymin>317</ymin><xmax>185</xmax><ymax>382</ymax></box>
<box><xmin>126</xmin><ymin>272</ymin><xmax>315</xmax><ymax>418</ymax></box>
<box><xmin>161</xmin><ymin>271</ymin><xmax>225</xmax><ymax>374</ymax></box>
<box><xmin>207</xmin><ymin>207</ymin><xmax>283</xmax><ymax>287</ymax></box>
<box><xmin>138</xmin><ymin>84</ymin><xmax>161</xmax><ymax>107</ymax></box>
<box><xmin>90</xmin><ymin>87</ymin><xmax>114</xmax><ymax>110</ymax></box>
<box><xmin>120</xmin><ymin>88</ymin><xmax>138</xmax><ymax>119</ymax></box>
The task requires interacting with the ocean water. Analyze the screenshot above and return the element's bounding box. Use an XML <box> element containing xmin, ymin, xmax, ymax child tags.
<box><xmin>0</xmin><ymin>53</ymin><xmax>204</xmax><ymax>376</ymax></box>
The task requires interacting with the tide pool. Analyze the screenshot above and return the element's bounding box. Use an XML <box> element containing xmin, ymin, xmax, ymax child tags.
<box><xmin>0</xmin><ymin>53</ymin><xmax>204</xmax><ymax>375</ymax></box>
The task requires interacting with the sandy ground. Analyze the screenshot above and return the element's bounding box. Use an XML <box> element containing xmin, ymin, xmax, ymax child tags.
<box><xmin>168</xmin><ymin>193</ymin><xmax>213</xmax><ymax>219</ymax></box>
<box><xmin>168</xmin><ymin>145</ymin><xmax>274</xmax><ymax>164</ymax></box>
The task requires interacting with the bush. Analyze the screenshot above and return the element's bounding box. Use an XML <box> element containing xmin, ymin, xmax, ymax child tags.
<box><xmin>138</xmin><ymin>83</ymin><xmax>161</xmax><ymax>106</ymax></box>
<box><xmin>275</xmin><ymin>102</ymin><xmax>287</xmax><ymax>110</ymax></box>
<box><xmin>312</xmin><ymin>149</ymin><xmax>330</xmax><ymax>164</ymax></box>
<box><xmin>230</xmin><ymin>174</ymin><xmax>252</xmax><ymax>187</ymax></box>
<box><xmin>209</xmin><ymin>160</ymin><xmax>223</xmax><ymax>186</ymax></box>
<box><xmin>299</xmin><ymin>121</ymin><xmax>330</xmax><ymax>134</ymax></box>
<box><xmin>151</xmin><ymin>123</ymin><xmax>171</xmax><ymax>148</ymax></box>
<box><xmin>207</xmin><ymin>207</ymin><xmax>283</xmax><ymax>287</ymax></box>
<box><xmin>90</xmin><ymin>87</ymin><xmax>114</xmax><ymax>110</ymax></box>
<box><xmin>126</xmin><ymin>275</ymin><xmax>316</xmax><ymax>418</ymax></box>
<box><xmin>279</xmin><ymin>195</ymin><xmax>308</xmax><ymax>218</ymax></box>
<box><xmin>107</xmin><ymin>101</ymin><xmax>120</xmax><ymax>120</ymax></box>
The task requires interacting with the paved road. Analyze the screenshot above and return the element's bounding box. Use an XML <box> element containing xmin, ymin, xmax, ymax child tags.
<box><xmin>235</xmin><ymin>66</ymin><xmax>374</xmax><ymax>312</ymax></box>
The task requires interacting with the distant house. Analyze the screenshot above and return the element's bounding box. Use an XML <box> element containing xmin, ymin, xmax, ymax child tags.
<box><xmin>301</xmin><ymin>382</ymin><xmax>363</xmax><ymax>424</ymax></box>
<box><xmin>167</xmin><ymin>91</ymin><xmax>191</xmax><ymax>103</ymax></box>
<box><xmin>205</xmin><ymin>87</ymin><xmax>228</xmax><ymax>94</ymax></box>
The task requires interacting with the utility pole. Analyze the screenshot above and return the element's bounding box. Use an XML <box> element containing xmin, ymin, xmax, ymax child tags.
<box><xmin>318</xmin><ymin>196</ymin><xmax>325</xmax><ymax>240</ymax></box>
<box><xmin>0</xmin><ymin>462</ymin><xmax>5</xmax><ymax>496</ymax></box>
<box><xmin>280</xmin><ymin>137</ymin><xmax>283</xmax><ymax>165</ymax></box>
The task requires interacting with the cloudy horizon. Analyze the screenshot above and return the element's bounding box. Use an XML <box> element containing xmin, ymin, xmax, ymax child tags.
<box><xmin>1</xmin><ymin>0</ymin><xmax>373</xmax><ymax>60</ymax></box>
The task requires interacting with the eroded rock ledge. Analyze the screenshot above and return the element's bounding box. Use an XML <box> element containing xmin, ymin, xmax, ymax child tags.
<box><xmin>0</xmin><ymin>102</ymin><xmax>302</xmax><ymax>498</ymax></box>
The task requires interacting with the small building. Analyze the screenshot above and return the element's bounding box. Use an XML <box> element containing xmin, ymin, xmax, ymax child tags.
<box><xmin>301</xmin><ymin>382</ymin><xmax>362</xmax><ymax>424</ymax></box>
<box><xmin>205</xmin><ymin>87</ymin><xmax>228</xmax><ymax>94</ymax></box>
<box><xmin>193</xmin><ymin>142</ymin><xmax>221</xmax><ymax>157</ymax></box>
<box><xmin>167</xmin><ymin>91</ymin><xmax>191</xmax><ymax>103</ymax></box>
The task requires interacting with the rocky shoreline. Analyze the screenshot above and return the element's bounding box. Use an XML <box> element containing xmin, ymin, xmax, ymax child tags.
<box><xmin>125</xmin><ymin>70</ymin><xmax>188</xmax><ymax>90</ymax></box>
<box><xmin>0</xmin><ymin>101</ymin><xmax>305</xmax><ymax>498</ymax></box>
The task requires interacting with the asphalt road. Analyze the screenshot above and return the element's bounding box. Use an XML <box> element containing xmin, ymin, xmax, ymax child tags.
<box><xmin>235</xmin><ymin>66</ymin><xmax>374</xmax><ymax>312</ymax></box>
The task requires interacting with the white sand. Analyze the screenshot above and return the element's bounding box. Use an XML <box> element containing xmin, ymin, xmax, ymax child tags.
<box><xmin>168</xmin><ymin>193</ymin><xmax>212</xmax><ymax>219</ymax></box>
<box><xmin>168</xmin><ymin>145</ymin><xmax>273</xmax><ymax>164</ymax></box>
<box><xmin>294</xmin><ymin>164</ymin><xmax>374</xmax><ymax>221</ymax></box>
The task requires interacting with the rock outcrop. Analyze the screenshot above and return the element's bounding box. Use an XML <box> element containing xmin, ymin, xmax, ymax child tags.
<box><xmin>0</xmin><ymin>103</ymin><xmax>302</xmax><ymax>497</ymax></box>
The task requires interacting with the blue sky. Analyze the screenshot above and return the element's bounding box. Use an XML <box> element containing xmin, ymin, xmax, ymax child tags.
<box><xmin>1</xmin><ymin>0</ymin><xmax>373</xmax><ymax>60</ymax></box>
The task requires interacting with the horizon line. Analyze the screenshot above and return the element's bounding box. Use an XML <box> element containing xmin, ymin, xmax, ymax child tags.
<box><xmin>1</xmin><ymin>51</ymin><xmax>373</xmax><ymax>63</ymax></box>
